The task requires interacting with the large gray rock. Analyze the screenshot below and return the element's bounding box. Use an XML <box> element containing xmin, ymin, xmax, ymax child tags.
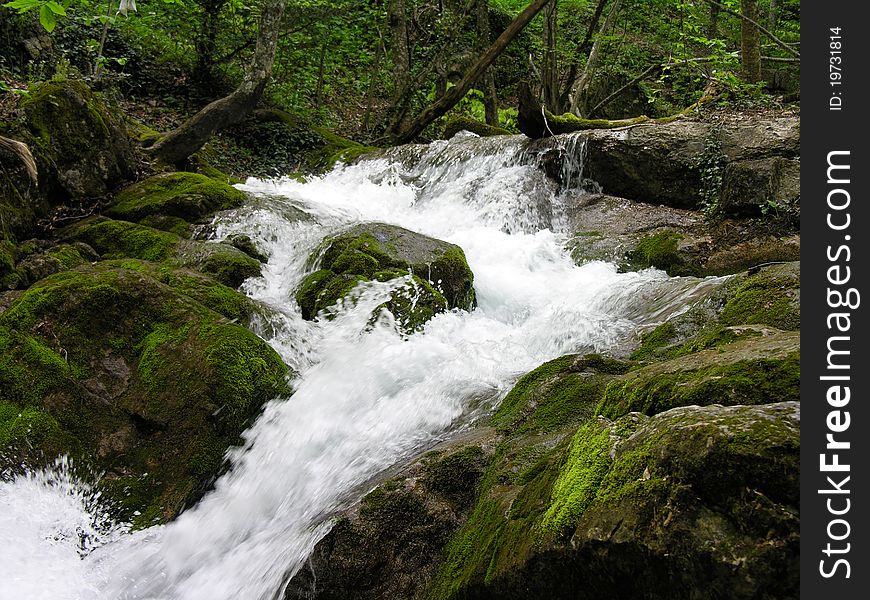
<box><xmin>581</xmin><ymin>116</ymin><xmax>800</xmax><ymax>213</ymax></box>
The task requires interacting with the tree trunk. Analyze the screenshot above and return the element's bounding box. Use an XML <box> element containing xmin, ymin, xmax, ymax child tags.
<box><xmin>476</xmin><ymin>0</ymin><xmax>499</xmax><ymax>125</ymax></box>
<box><xmin>740</xmin><ymin>0</ymin><xmax>762</xmax><ymax>83</ymax></box>
<box><xmin>768</xmin><ymin>0</ymin><xmax>777</xmax><ymax>29</ymax></box>
<box><xmin>541</xmin><ymin>0</ymin><xmax>559</xmax><ymax>111</ymax></box>
<box><xmin>708</xmin><ymin>0</ymin><xmax>720</xmax><ymax>37</ymax></box>
<box><xmin>388</xmin><ymin>0</ymin><xmax>411</xmax><ymax>102</ymax></box>
<box><xmin>193</xmin><ymin>0</ymin><xmax>228</xmax><ymax>83</ymax></box>
<box><xmin>567</xmin><ymin>0</ymin><xmax>621</xmax><ymax>116</ymax></box>
<box><xmin>559</xmin><ymin>0</ymin><xmax>608</xmax><ymax>107</ymax></box>
<box><xmin>151</xmin><ymin>0</ymin><xmax>288</xmax><ymax>165</ymax></box>
<box><xmin>393</xmin><ymin>0</ymin><xmax>551</xmax><ymax>143</ymax></box>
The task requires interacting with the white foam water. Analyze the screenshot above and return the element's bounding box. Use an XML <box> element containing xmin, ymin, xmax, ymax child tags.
<box><xmin>0</xmin><ymin>133</ymin><xmax>723</xmax><ymax>600</ymax></box>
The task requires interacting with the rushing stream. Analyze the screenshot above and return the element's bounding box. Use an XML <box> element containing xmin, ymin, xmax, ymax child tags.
<box><xmin>0</xmin><ymin>133</ymin><xmax>723</xmax><ymax>600</ymax></box>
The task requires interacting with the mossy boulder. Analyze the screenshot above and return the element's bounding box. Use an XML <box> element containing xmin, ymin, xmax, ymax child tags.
<box><xmin>21</xmin><ymin>79</ymin><xmax>136</xmax><ymax>201</ymax></box>
<box><xmin>61</xmin><ymin>217</ymin><xmax>262</xmax><ymax>288</ymax></box>
<box><xmin>599</xmin><ymin>329</ymin><xmax>799</xmax><ymax>419</ymax></box>
<box><xmin>427</xmin><ymin>402</ymin><xmax>798</xmax><ymax>600</ymax></box>
<box><xmin>284</xmin><ymin>440</ymin><xmax>494</xmax><ymax>600</ymax></box>
<box><xmin>491</xmin><ymin>353</ymin><xmax>630</xmax><ymax>435</ymax></box>
<box><xmin>13</xmin><ymin>242</ymin><xmax>99</xmax><ymax>288</ymax></box>
<box><xmin>106</xmin><ymin>172</ymin><xmax>247</xmax><ymax>223</ymax></box>
<box><xmin>295</xmin><ymin>223</ymin><xmax>475</xmax><ymax>329</ymax></box>
<box><xmin>632</xmin><ymin>262</ymin><xmax>800</xmax><ymax>362</ymax></box>
<box><xmin>0</xmin><ymin>262</ymin><xmax>289</xmax><ymax>527</ymax></box>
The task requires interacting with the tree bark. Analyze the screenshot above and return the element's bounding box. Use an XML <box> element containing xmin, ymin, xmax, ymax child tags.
<box><xmin>393</xmin><ymin>0</ymin><xmax>551</xmax><ymax>143</ymax></box>
<box><xmin>150</xmin><ymin>0</ymin><xmax>288</xmax><ymax>165</ymax></box>
<box><xmin>541</xmin><ymin>0</ymin><xmax>559</xmax><ymax>111</ymax></box>
<box><xmin>559</xmin><ymin>0</ymin><xmax>608</xmax><ymax>107</ymax></box>
<box><xmin>388</xmin><ymin>0</ymin><xmax>411</xmax><ymax>102</ymax></box>
<box><xmin>476</xmin><ymin>0</ymin><xmax>499</xmax><ymax>125</ymax></box>
<box><xmin>740</xmin><ymin>0</ymin><xmax>762</xmax><ymax>83</ymax></box>
<box><xmin>567</xmin><ymin>0</ymin><xmax>622</xmax><ymax>116</ymax></box>
<box><xmin>193</xmin><ymin>0</ymin><xmax>229</xmax><ymax>83</ymax></box>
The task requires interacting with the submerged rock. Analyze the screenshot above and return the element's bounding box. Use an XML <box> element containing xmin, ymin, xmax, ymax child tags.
<box><xmin>295</xmin><ymin>223</ymin><xmax>475</xmax><ymax>330</ymax></box>
<box><xmin>0</xmin><ymin>262</ymin><xmax>289</xmax><ymax>527</ymax></box>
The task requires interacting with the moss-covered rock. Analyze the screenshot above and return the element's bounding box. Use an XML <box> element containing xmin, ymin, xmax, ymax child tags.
<box><xmin>623</xmin><ymin>230</ymin><xmax>696</xmax><ymax>276</ymax></box>
<box><xmin>106</xmin><ymin>172</ymin><xmax>247</xmax><ymax>223</ymax></box>
<box><xmin>442</xmin><ymin>116</ymin><xmax>512</xmax><ymax>139</ymax></box>
<box><xmin>60</xmin><ymin>217</ymin><xmax>262</xmax><ymax>288</ymax></box>
<box><xmin>599</xmin><ymin>329</ymin><xmax>799</xmax><ymax>419</ymax></box>
<box><xmin>1</xmin><ymin>136</ymin><xmax>45</xmax><ymax>242</ymax></box>
<box><xmin>0</xmin><ymin>262</ymin><xmax>290</xmax><ymax>526</ymax></box>
<box><xmin>491</xmin><ymin>353</ymin><xmax>630</xmax><ymax>435</ymax></box>
<box><xmin>430</xmin><ymin>402</ymin><xmax>798</xmax><ymax>600</ymax></box>
<box><xmin>21</xmin><ymin>79</ymin><xmax>136</xmax><ymax>201</ymax></box>
<box><xmin>295</xmin><ymin>223</ymin><xmax>475</xmax><ymax>329</ymax></box>
<box><xmin>63</xmin><ymin>217</ymin><xmax>180</xmax><ymax>262</ymax></box>
<box><xmin>632</xmin><ymin>262</ymin><xmax>800</xmax><ymax>362</ymax></box>
<box><xmin>12</xmin><ymin>242</ymin><xmax>98</xmax><ymax>288</ymax></box>
<box><xmin>284</xmin><ymin>439</ymin><xmax>494</xmax><ymax>600</ymax></box>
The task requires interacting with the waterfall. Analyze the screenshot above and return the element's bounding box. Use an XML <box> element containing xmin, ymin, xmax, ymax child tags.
<box><xmin>0</xmin><ymin>133</ymin><xmax>722</xmax><ymax>600</ymax></box>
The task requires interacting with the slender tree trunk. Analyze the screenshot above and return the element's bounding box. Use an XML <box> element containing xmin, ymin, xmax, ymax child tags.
<box><xmin>476</xmin><ymin>0</ymin><xmax>499</xmax><ymax>125</ymax></box>
<box><xmin>768</xmin><ymin>0</ymin><xmax>777</xmax><ymax>29</ymax></box>
<box><xmin>151</xmin><ymin>0</ymin><xmax>288</xmax><ymax>165</ymax></box>
<box><xmin>568</xmin><ymin>0</ymin><xmax>621</xmax><ymax>116</ymax></box>
<box><xmin>394</xmin><ymin>0</ymin><xmax>551</xmax><ymax>143</ymax></box>
<box><xmin>388</xmin><ymin>0</ymin><xmax>411</xmax><ymax>102</ymax></box>
<box><xmin>708</xmin><ymin>0</ymin><xmax>720</xmax><ymax>37</ymax></box>
<box><xmin>740</xmin><ymin>0</ymin><xmax>762</xmax><ymax>83</ymax></box>
<box><xmin>559</xmin><ymin>0</ymin><xmax>608</xmax><ymax>107</ymax></box>
<box><xmin>194</xmin><ymin>0</ymin><xmax>228</xmax><ymax>83</ymax></box>
<box><xmin>541</xmin><ymin>0</ymin><xmax>559</xmax><ymax>111</ymax></box>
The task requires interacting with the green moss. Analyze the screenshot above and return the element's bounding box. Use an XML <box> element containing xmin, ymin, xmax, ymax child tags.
<box><xmin>226</xmin><ymin>235</ymin><xmax>267</xmax><ymax>262</ymax></box>
<box><xmin>107</xmin><ymin>172</ymin><xmax>247</xmax><ymax>223</ymax></box>
<box><xmin>631</xmin><ymin>322</ymin><xmax>679</xmax><ymax>361</ymax></box>
<box><xmin>379</xmin><ymin>275</ymin><xmax>449</xmax><ymax>332</ymax></box>
<box><xmin>47</xmin><ymin>243</ymin><xmax>93</xmax><ymax>269</ymax></box>
<box><xmin>331</xmin><ymin>249</ymin><xmax>379</xmax><ymax>276</ymax></box>
<box><xmin>22</xmin><ymin>80</ymin><xmax>110</xmax><ymax>155</ymax></box>
<box><xmin>625</xmin><ymin>231</ymin><xmax>695</xmax><ymax>276</ymax></box>
<box><xmin>540</xmin><ymin>420</ymin><xmax>614</xmax><ymax>534</ymax></box>
<box><xmin>598</xmin><ymin>351</ymin><xmax>800</xmax><ymax>419</ymax></box>
<box><xmin>295</xmin><ymin>269</ymin><xmax>336</xmax><ymax>319</ymax></box>
<box><xmin>431</xmin><ymin>439</ymin><xmax>566</xmax><ymax>595</ymax></box>
<box><xmin>720</xmin><ymin>270</ymin><xmax>800</xmax><ymax>330</ymax></box>
<box><xmin>199</xmin><ymin>322</ymin><xmax>292</xmax><ymax>433</ymax></box>
<box><xmin>546</xmin><ymin>111</ymin><xmax>650</xmax><ymax>135</ymax></box>
<box><xmin>442</xmin><ymin>116</ymin><xmax>512</xmax><ymax>139</ymax></box>
<box><xmin>66</xmin><ymin>219</ymin><xmax>180</xmax><ymax>262</ymax></box>
<box><xmin>138</xmin><ymin>214</ymin><xmax>192</xmax><ymax>238</ymax></box>
<box><xmin>0</xmin><ymin>263</ymin><xmax>290</xmax><ymax>524</ymax></box>
<box><xmin>0</xmin><ymin>325</ymin><xmax>77</xmax><ymax>406</ymax></box>
<box><xmin>0</xmin><ymin>402</ymin><xmax>68</xmax><ymax>458</ymax></box>
<box><xmin>422</xmin><ymin>446</ymin><xmax>487</xmax><ymax>510</ymax></box>
<box><xmin>492</xmin><ymin>354</ymin><xmax>630</xmax><ymax>435</ymax></box>
<box><xmin>200</xmin><ymin>250</ymin><xmax>261</xmax><ymax>288</ymax></box>
<box><xmin>429</xmin><ymin>245</ymin><xmax>476</xmax><ymax>310</ymax></box>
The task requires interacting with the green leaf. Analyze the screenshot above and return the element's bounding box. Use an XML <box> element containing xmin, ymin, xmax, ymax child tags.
<box><xmin>46</xmin><ymin>0</ymin><xmax>65</xmax><ymax>15</ymax></box>
<box><xmin>3</xmin><ymin>0</ymin><xmax>41</xmax><ymax>12</ymax></box>
<box><xmin>39</xmin><ymin>4</ymin><xmax>56</xmax><ymax>32</ymax></box>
